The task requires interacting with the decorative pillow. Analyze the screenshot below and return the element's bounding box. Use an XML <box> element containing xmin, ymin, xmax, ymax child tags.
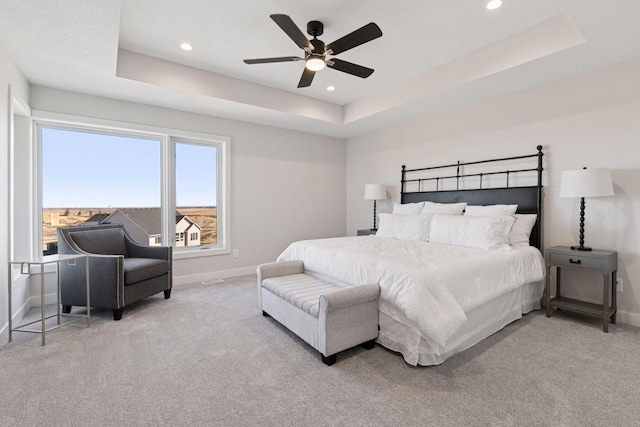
<box><xmin>421</xmin><ymin>201</ymin><xmax>467</xmax><ymax>215</ymax></box>
<box><xmin>392</xmin><ymin>202</ymin><xmax>425</xmax><ymax>214</ymax></box>
<box><xmin>428</xmin><ymin>214</ymin><xmax>515</xmax><ymax>251</ymax></box>
<box><xmin>509</xmin><ymin>214</ymin><xmax>537</xmax><ymax>246</ymax></box>
<box><xmin>464</xmin><ymin>204</ymin><xmax>518</xmax><ymax>216</ymax></box>
<box><xmin>376</xmin><ymin>213</ymin><xmax>433</xmax><ymax>241</ymax></box>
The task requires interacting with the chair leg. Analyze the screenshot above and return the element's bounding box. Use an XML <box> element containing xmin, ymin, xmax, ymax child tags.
<box><xmin>62</xmin><ymin>305</ymin><xmax>72</xmax><ymax>314</ymax></box>
<box><xmin>113</xmin><ymin>308</ymin><xmax>123</xmax><ymax>321</ymax></box>
<box><xmin>164</xmin><ymin>289</ymin><xmax>171</xmax><ymax>299</ymax></box>
<box><xmin>322</xmin><ymin>354</ymin><xmax>337</xmax><ymax>366</ymax></box>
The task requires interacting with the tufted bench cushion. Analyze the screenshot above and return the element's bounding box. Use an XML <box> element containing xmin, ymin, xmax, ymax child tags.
<box><xmin>258</xmin><ymin>260</ymin><xmax>380</xmax><ymax>365</ymax></box>
<box><xmin>262</xmin><ymin>273</ymin><xmax>341</xmax><ymax>317</ymax></box>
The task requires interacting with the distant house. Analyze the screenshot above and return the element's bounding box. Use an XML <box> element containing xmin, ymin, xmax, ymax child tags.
<box><xmin>87</xmin><ymin>208</ymin><xmax>202</xmax><ymax>246</ymax></box>
<box><xmin>84</xmin><ymin>213</ymin><xmax>110</xmax><ymax>225</ymax></box>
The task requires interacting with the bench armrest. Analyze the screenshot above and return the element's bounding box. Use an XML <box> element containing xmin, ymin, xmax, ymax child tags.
<box><xmin>257</xmin><ymin>260</ymin><xmax>304</xmax><ymax>283</ymax></box>
<box><xmin>319</xmin><ymin>283</ymin><xmax>380</xmax><ymax>313</ymax></box>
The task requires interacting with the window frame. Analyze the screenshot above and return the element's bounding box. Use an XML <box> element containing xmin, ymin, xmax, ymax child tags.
<box><xmin>32</xmin><ymin>111</ymin><xmax>230</xmax><ymax>260</ymax></box>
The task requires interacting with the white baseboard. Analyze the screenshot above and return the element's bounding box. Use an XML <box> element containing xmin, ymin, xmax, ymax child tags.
<box><xmin>173</xmin><ymin>265</ymin><xmax>257</xmax><ymax>286</ymax></box>
<box><xmin>616</xmin><ymin>309</ymin><xmax>640</xmax><ymax>328</ymax></box>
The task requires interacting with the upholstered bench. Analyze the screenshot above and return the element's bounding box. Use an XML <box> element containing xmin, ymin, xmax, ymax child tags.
<box><xmin>257</xmin><ymin>260</ymin><xmax>380</xmax><ymax>365</ymax></box>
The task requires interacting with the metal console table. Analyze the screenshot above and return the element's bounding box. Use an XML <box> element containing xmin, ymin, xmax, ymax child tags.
<box><xmin>8</xmin><ymin>254</ymin><xmax>90</xmax><ymax>345</ymax></box>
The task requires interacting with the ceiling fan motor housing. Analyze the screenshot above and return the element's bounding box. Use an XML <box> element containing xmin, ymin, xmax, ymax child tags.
<box><xmin>310</xmin><ymin>39</ymin><xmax>325</xmax><ymax>54</ymax></box>
<box><xmin>307</xmin><ymin>20</ymin><xmax>324</xmax><ymax>37</ymax></box>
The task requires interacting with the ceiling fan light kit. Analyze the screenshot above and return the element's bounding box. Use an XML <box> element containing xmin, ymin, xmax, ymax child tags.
<box><xmin>306</xmin><ymin>55</ymin><xmax>325</xmax><ymax>71</ymax></box>
<box><xmin>243</xmin><ymin>14</ymin><xmax>382</xmax><ymax>88</ymax></box>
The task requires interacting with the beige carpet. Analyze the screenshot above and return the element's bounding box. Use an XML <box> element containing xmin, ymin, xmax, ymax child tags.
<box><xmin>1</xmin><ymin>275</ymin><xmax>639</xmax><ymax>426</ymax></box>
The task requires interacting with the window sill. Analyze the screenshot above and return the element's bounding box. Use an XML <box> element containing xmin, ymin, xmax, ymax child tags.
<box><xmin>172</xmin><ymin>246</ymin><xmax>230</xmax><ymax>260</ymax></box>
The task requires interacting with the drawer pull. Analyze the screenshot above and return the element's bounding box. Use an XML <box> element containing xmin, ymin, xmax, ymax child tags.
<box><xmin>569</xmin><ymin>259</ymin><xmax>582</xmax><ymax>265</ymax></box>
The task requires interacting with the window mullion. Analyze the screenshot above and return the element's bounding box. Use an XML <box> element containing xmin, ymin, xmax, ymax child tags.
<box><xmin>162</xmin><ymin>136</ymin><xmax>176</xmax><ymax>247</ymax></box>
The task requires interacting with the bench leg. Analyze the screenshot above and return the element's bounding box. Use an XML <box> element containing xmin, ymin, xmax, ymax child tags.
<box><xmin>361</xmin><ymin>339</ymin><xmax>376</xmax><ymax>350</ymax></box>
<box><xmin>164</xmin><ymin>289</ymin><xmax>171</xmax><ymax>299</ymax></box>
<box><xmin>113</xmin><ymin>308</ymin><xmax>123</xmax><ymax>321</ymax></box>
<box><xmin>62</xmin><ymin>305</ymin><xmax>72</xmax><ymax>314</ymax></box>
<box><xmin>322</xmin><ymin>354</ymin><xmax>337</xmax><ymax>366</ymax></box>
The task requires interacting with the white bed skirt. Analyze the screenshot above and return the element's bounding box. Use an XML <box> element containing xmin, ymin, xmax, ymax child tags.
<box><xmin>377</xmin><ymin>280</ymin><xmax>544</xmax><ymax>366</ymax></box>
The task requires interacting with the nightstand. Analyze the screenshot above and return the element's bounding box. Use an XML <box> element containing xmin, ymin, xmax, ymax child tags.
<box><xmin>544</xmin><ymin>246</ymin><xmax>618</xmax><ymax>332</ymax></box>
<box><xmin>357</xmin><ymin>229</ymin><xmax>377</xmax><ymax>236</ymax></box>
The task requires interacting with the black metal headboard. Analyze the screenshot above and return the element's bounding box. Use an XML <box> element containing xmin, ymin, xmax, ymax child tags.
<box><xmin>401</xmin><ymin>146</ymin><xmax>544</xmax><ymax>249</ymax></box>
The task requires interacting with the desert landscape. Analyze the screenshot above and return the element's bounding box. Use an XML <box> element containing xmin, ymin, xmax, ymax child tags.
<box><xmin>42</xmin><ymin>207</ymin><xmax>217</xmax><ymax>251</ymax></box>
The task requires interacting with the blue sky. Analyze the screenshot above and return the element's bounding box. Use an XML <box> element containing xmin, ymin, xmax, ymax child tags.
<box><xmin>42</xmin><ymin>127</ymin><xmax>217</xmax><ymax>208</ymax></box>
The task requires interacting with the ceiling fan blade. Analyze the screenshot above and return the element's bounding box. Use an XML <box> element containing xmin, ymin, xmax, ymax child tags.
<box><xmin>270</xmin><ymin>14</ymin><xmax>314</xmax><ymax>50</ymax></box>
<box><xmin>244</xmin><ymin>56</ymin><xmax>303</xmax><ymax>64</ymax></box>
<box><xmin>326</xmin><ymin>22</ymin><xmax>382</xmax><ymax>55</ymax></box>
<box><xmin>297</xmin><ymin>68</ymin><xmax>316</xmax><ymax>88</ymax></box>
<box><xmin>327</xmin><ymin>58</ymin><xmax>374</xmax><ymax>78</ymax></box>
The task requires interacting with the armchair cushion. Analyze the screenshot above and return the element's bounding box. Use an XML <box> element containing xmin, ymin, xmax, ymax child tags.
<box><xmin>69</xmin><ymin>228</ymin><xmax>128</xmax><ymax>257</ymax></box>
<box><xmin>123</xmin><ymin>258</ymin><xmax>170</xmax><ymax>286</ymax></box>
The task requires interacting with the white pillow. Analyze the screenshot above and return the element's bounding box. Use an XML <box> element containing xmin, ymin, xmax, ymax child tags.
<box><xmin>392</xmin><ymin>202</ymin><xmax>425</xmax><ymax>214</ymax></box>
<box><xmin>464</xmin><ymin>204</ymin><xmax>518</xmax><ymax>216</ymax></box>
<box><xmin>421</xmin><ymin>201</ymin><xmax>467</xmax><ymax>215</ymax></box>
<box><xmin>428</xmin><ymin>214</ymin><xmax>515</xmax><ymax>251</ymax></box>
<box><xmin>509</xmin><ymin>214</ymin><xmax>537</xmax><ymax>246</ymax></box>
<box><xmin>376</xmin><ymin>213</ymin><xmax>433</xmax><ymax>241</ymax></box>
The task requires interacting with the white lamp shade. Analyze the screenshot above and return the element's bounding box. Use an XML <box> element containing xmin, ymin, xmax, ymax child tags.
<box><xmin>559</xmin><ymin>168</ymin><xmax>614</xmax><ymax>198</ymax></box>
<box><xmin>364</xmin><ymin>184</ymin><xmax>387</xmax><ymax>200</ymax></box>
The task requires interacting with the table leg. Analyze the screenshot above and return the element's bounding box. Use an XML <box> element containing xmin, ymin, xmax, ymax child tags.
<box><xmin>41</xmin><ymin>263</ymin><xmax>46</xmax><ymax>346</ymax></box>
<box><xmin>85</xmin><ymin>256</ymin><xmax>91</xmax><ymax>327</ymax></box>
<box><xmin>611</xmin><ymin>270</ymin><xmax>617</xmax><ymax>325</ymax></box>
<box><xmin>56</xmin><ymin>262</ymin><xmax>61</xmax><ymax>325</ymax></box>
<box><xmin>556</xmin><ymin>267</ymin><xmax>562</xmax><ymax>299</ymax></box>
<box><xmin>545</xmin><ymin>266</ymin><xmax>551</xmax><ymax>317</ymax></box>
<box><xmin>602</xmin><ymin>272</ymin><xmax>610</xmax><ymax>333</ymax></box>
<box><xmin>8</xmin><ymin>263</ymin><xmax>12</xmax><ymax>343</ymax></box>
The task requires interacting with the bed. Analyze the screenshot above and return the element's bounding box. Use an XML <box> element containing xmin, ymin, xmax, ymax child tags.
<box><xmin>277</xmin><ymin>146</ymin><xmax>546</xmax><ymax>366</ymax></box>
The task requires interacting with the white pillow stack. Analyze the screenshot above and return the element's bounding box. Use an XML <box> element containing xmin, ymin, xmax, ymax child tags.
<box><xmin>428</xmin><ymin>214</ymin><xmax>516</xmax><ymax>251</ymax></box>
<box><xmin>376</xmin><ymin>202</ymin><xmax>536</xmax><ymax>250</ymax></box>
<box><xmin>392</xmin><ymin>202</ymin><xmax>425</xmax><ymax>214</ymax></box>
<box><xmin>376</xmin><ymin>213</ymin><xmax>433</xmax><ymax>241</ymax></box>
<box><xmin>464</xmin><ymin>204</ymin><xmax>536</xmax><ymax>247</ymax></box>
<box><xmin>422</xmin><ymin>201</ymin><xmax>467</xmax><ymax>214</ymax></box>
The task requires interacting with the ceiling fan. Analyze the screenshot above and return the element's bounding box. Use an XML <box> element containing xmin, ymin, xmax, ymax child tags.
<box><xmin>243</xmin><ymin>14</ymin><xmax>383</xmax><ymax>88</ymax></box>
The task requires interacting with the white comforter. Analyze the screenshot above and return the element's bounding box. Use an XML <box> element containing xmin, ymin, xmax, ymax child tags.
<box><xmin>277</xmin><ymin>236</ymin><xmax>545</xmax><ymax>352</ymax></box>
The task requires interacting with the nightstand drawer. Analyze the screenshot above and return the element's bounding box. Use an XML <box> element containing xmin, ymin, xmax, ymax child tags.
<box><xmin>549</xmin><ymin>253</ymin><xmax>603</xmax><ymax>270</ymax></box>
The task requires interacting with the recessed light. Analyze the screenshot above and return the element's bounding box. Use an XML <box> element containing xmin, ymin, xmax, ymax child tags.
<box><xmin>180</xmin><ymin>43</ymin><xmax>193</xmax><ymax>51</ymax></box>
<box><xmin>487</xmin><ymin>0</ymin><xmax>502</xmax><ymax>10</ymax></box>
<box><xmin>327</xmin><ymin>86</ymin><xmax>335</xmax><ymax>91</ymax></box>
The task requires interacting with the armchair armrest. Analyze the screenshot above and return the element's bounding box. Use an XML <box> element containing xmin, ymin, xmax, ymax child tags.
<box><xmin>59</xmin><ymin>251</ymin><xmax>125</xmax><ymax>309</ymax></box>
<box><xmin>125</xmin><ymin>237</ymin><xmax>171</xmax><ymax>260</ymax></box>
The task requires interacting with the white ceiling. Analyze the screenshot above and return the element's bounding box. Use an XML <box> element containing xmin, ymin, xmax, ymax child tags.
<box><xmin>1</xmin><ymin>0</ymin><xmax>639</xmax><ymax>138</ymax></box>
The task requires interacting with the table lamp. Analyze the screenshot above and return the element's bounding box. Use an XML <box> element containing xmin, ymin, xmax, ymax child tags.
<box><xmin>364</xmin><ymin>184</ymin><xmax>387</xmax><ymax>231</ymax></box>
<box><xmin>559</xmin><ymin>167</ymin><xmax>614</xmax><ymax>251</ymax></box>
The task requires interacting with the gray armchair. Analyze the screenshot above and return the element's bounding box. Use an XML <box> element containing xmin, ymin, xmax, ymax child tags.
<box><xmin>57</xmin><ymin>224</ymin><xmax>172</xmax><ymax>320</ymax></box>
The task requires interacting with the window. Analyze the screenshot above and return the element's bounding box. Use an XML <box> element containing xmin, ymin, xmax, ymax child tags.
<box><xmin>35</xmin><ymin>116</ymin><xmax>230</xmax><ymax>259</ymax></box>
